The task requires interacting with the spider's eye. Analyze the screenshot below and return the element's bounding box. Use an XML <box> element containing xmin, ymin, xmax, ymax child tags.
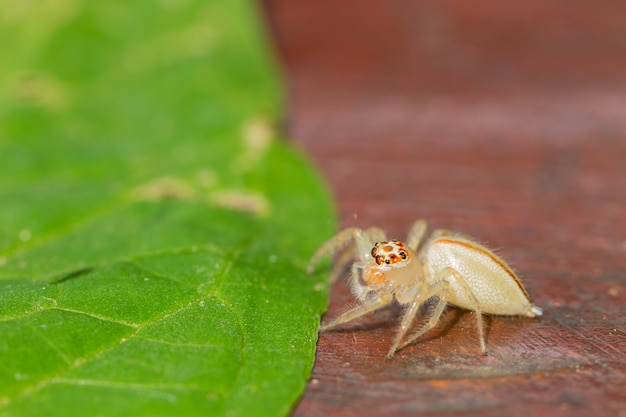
<box><xmin>385</xmin><ymin>259</ymin><xmax>390</xmax><ymax>264</ymax></box>
<box><xmin>400</xmin><ymin>251</ymin><xmax>407</xmax><ymax>260</ymax></box>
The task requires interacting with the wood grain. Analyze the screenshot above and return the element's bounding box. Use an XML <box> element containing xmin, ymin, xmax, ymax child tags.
<box><xmin>262</xmin><ymin>1</ymin><xmax>626</xmax><ymax>415</ymax></box>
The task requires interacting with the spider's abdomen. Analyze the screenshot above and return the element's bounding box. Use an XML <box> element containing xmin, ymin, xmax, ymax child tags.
<box><xmin>425</xmin><ymin>237</ymin><xmax>541</xmax><ymax>317</ymax></box>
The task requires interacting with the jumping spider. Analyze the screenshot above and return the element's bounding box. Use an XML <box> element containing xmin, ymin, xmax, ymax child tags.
<box><xmin>308</xmin><ymin>220</ymin><xmax>543</xmax><ymax>358</ymax></box>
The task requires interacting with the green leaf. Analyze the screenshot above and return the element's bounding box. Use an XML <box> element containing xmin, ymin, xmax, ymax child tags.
<box><xmin>0</xmin><ymin>1</ymin><xmax>334</xmax><ymax>416</ymax></box>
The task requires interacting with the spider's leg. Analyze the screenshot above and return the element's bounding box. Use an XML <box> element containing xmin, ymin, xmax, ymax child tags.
<box><xmin>396</xmin><ymin>280</ymin><xmax>450</xmax><ymax>352</ymax></box>
<box><xmin>348</xmin><ymin>261</ymin><xmax>371</xmax><ymax>301</ymax></box>
<box><xmin>388</xmin><ymin>280</ymin><xmax>449</xmax><ymax>358</ymax></box>
<box><xmin>406</xmin><ymin>219</ymin><xmax>429</xmax><ymax>251</ymax></box>
<box><xmin>326</xmin><ymin>227</ymin><xmax>387</xmax><ymax>284</ymax></box>
<box><xmin>440</xmin><ymin>267</ymin><xmax>486</xmax><ymax>354</ymax></box>
<box><xmin>364</xmin><ymin>226</ymin><xmax>386</xmax><ymax>244</ymax></box>
<box><xmin>320</xmin><ymin>292</ymin><xmax>393</xmax><ymax>332</ymax></box>
<box><xmin>400</xmin><ymin>267</ymin><xmax>486</xmax><ymax>355</ymax></box>
<box><xmin>307</xmin><ymin>228</ymin><xmax>362</xmax><ymax>274</ymax></box>
<box><xmin>327</xmin><ymin>245</ymin><xmax>357</xmax><ymax>284</ymax></box>
<box><xmin>353</xmin><ymin>227</ymin><xmax>382</xmax><ymax>263</ymax></box>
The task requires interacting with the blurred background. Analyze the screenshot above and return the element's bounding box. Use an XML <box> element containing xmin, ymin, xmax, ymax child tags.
<box><xmin>265</xmin><ymin>0</ymin><xmax>626</xmax><ymax>102</ymax></box>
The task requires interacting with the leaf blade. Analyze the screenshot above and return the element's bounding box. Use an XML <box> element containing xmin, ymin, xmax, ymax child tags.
<box><xmin>0</xmin><ymin>1</ymin><xmax>334</xmax><ymax>416</ymax></box>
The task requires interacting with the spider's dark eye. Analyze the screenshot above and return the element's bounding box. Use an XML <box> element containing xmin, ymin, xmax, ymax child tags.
<box><xmin>385</xmin><ymin>259</ymin><xmax>390</xmax><ymax>264</ymax></box>
<box><xmin>400</xmin><ymin>251</ymin><xmax>407</xmax><ymax>259</ymax></box>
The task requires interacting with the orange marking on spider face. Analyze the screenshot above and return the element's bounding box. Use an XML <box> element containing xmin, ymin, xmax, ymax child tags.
<box><xmin>435</xmin><ymin>238</ymin><xmax>530</xmax><ymax>300</ymax></box>
<box><xmin>372</xmin><ymin>240</ymin><xmax>411</xmax><ymax>265</ymax></box>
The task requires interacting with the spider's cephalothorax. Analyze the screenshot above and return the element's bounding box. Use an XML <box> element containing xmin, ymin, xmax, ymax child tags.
<box><xmin>371</xmin><ymin>240</ymin><xmax>410</xmax><ymax>266</ymax></box>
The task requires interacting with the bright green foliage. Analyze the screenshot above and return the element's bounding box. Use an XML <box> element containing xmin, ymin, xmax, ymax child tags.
<box><xmin>0</xmin><ymin>1</ymin><xmax>334</xmax><ymax>416</ymax></box>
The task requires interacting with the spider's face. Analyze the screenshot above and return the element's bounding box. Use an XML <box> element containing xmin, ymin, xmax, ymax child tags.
<box><xmin>371</xmin><ymin>240</ymin><xmax>410</xmax><ymax>267</ymax></box>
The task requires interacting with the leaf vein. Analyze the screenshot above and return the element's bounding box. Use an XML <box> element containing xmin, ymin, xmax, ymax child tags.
<box><xmin>53</xmin><ymin>377</ymin><xmax>209</xmax><ymax>393</ymax></box>
<box><xmin>52</xmin><ymin>307</ymin><xmax>140</xmax><ymax>329</ymax></box>
<box><xmin>27</xmin><ymin>323</ymin><xmax>72</xmax><ymax>365</ymax></box>
<box><xmin>134</xmin><ymin>335</ymin><xmax>230</xmax><ymax>350</ymax></box>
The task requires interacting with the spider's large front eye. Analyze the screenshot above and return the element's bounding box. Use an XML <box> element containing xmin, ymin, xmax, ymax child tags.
<box><xmin>371</xmin><ymin>246</ymin><xmax>383</xmax><ymax>265</ymax></box>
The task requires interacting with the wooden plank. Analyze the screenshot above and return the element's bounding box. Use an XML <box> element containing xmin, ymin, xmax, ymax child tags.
<box><xmin>263</xmin><ymin>1</ymin><xmax>626</xmax><ymax>415</ymax></box>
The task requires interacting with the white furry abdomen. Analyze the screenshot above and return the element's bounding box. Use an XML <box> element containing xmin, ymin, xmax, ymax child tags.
<box><xmin>424</xmin><ymin>237</ymin><xmax>535</xmax><ymax>316</ymax></box>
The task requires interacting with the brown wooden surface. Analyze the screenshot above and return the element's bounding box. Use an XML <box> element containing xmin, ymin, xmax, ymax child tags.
<box><xmin>262</xmin><ymin>1</ymin><xmax>626</xmax><ymax>416</ymax></box>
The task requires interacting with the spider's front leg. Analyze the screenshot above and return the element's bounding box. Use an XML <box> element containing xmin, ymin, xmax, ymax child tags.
<box><xmin>320</xmin><ymin>291</ymin><xmax>393</xmax><ymax>332</ymax></box>
<box><xmin>307</xmin><ymin>227</ymin><xmax>386</xmax><ymax>281</ymax></box>
<box><xmin>327</xmin><ymin>227</ymin><xmax>386</xmax><ymax>284</ymax></box>
<box><xmin>307</xmin><ymin>228</ymin><xmax>360</xmax><ymax>274</ymax></box>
